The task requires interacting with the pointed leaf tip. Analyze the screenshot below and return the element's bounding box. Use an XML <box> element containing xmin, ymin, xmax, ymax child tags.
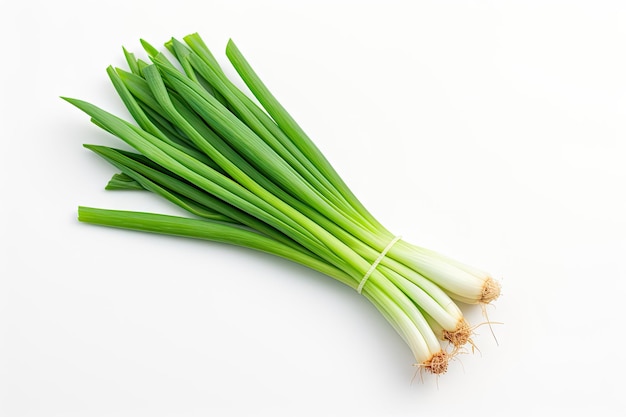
<box><xmin>140</xmin><ymin>39</ymin><xmax>159</xmax><ymax>57</ymax></box>
<box><xmin>60</xmin><ymin>96</ymin><xmax>81</xmax><ymax>106</ymax></box>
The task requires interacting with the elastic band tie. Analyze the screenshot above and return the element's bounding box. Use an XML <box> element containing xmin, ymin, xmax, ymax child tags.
<box><xmin>357</xmin><ymin>235</ymin><xmax>402</xmax><ymax>294</ymax></box>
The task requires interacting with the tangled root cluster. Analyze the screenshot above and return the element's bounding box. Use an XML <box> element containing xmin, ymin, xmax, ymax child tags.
<box><xmin>443</xmin><ymin>319</ymin><xmax>471</xmax><ymax>348</ymax></box>
<box><xmin>423</xmin><ymin>351</ymin><xmax>449</xmax><ymax>375</ymax></box>
<box><xmin>480</xmin><ymin>277</ymin><xmax>501</xmax><ymax>304</ymax></box>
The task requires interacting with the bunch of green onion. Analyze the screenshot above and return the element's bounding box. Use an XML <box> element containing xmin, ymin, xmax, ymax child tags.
<box><xmin>65</xmin><ymin>33</ymin><xmax>500</xmax><ymax>375</ymax></box>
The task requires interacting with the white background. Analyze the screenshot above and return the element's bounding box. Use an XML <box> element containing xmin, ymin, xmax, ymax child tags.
<box><xmin>2</xmin><ymin>1</ymin><xmax>625</xmax><ymax>415</ymax></box>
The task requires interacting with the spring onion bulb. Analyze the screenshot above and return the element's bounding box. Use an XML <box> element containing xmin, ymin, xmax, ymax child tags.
<box><xmin>65</xmin><ymin>33</ymin><xmax>500</xmax><ymax>375</ymax></box>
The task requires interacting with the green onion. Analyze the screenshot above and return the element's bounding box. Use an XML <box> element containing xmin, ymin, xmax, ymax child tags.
<box><xmin>65</xmin><ymin>33</ymin><xmax>500</xmax><ymax>375</ymax></box>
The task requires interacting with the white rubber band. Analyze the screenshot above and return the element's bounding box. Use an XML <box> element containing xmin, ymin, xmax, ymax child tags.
<box><xmin>357</xmin><ymin>235</ymin><xmax>402</xmax><ymax>294</ymax></box>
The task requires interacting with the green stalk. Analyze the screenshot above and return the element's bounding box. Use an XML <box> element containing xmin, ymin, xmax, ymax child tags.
<box><xmin>64</xmin><ymin>97</ymin><xmax>332</xmax><ymax>262</ymax></box>
<box><xmin>150</xmin><ymin>59</ymin><xmax>375</xmax><ymax>241</ymax></box>
<box><xmin>224</xmin><ymin>39</ymin><xmax>386</xmax><ymax>232</ymax></box>
<box><xmin>151</xmin><ymin>58</ymin><xmax>396</xmax><ymax>256</ymax></box>
<box><xmin>114</xmin><ymin>50</ymin><xmax>396</xmax><ymax>266</ymax></box>
<box><xmin>86</xmin><ymin>144</ymin><xmax>303</xmax><ymax>247</ymax></box>
<box><xmin>107</xmin><ymin>66</ymin><xmax>218</xmax><ymax>169</ymax></box>
<box><xmin>67</xmin><ymin>98</ymin><xmax>402</xmax><ymax>305</ymax></box>
<box><xmin>180</xmin><ymin>36</ymin><xmax>367</xmax><ymax>227</ymax></box>
<box><xmin>117</xmin><ymin>64</ymin><xmax>366</xmax><ymax>250</ymax></box>
<box><xmin>78</xmin><ymin>206</ymin><xmax>355</xmax><ymax>288</ymax></box>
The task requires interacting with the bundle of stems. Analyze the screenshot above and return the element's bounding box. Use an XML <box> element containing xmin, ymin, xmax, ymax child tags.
<box><xmin>65</xmin><ymin>33</ymin><xmax>500</xmax><ymax>375</ymax></box>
